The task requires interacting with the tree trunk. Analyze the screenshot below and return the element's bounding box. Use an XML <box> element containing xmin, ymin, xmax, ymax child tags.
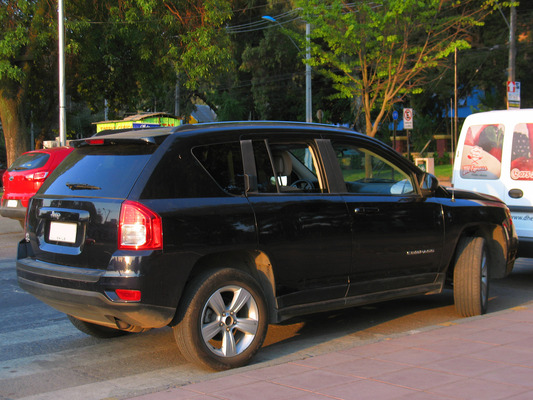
<box><xmin>0</xmin><ymin>85</ymin><xmax>30</xmax><ymax>166</ymax></box>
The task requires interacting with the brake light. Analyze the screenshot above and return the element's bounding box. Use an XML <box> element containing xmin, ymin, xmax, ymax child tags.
<box><xmin>115</xmin><ymin>289</ymin><xmax>141</xmax><ymax>302</ymax></box>
<box><xmin>85</xmin><ymin>139</ymin><xmax>105</xmax><ymax>145</ymax></box>
<box><xmin>26</xmin><ymin>172</ymin><xmax>49</xmax><ymax>181</ymax></box>
<box><xmin>118</xmin><ymin>200</ymin><xmax>163</xmax><ymax>250</ymax></box>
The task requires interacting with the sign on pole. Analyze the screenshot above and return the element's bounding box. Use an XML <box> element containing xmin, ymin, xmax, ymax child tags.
<box><xmin>507</xmin><ymin>81</ymin><xmax>521</xmax><ymax>109</ymax></box>
<box><xmin>403</xmin><ymin>108</ymin><xmax>413</xmax><ymax>130</ymax></box>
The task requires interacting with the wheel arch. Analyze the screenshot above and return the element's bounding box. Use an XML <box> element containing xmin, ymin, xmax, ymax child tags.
<box><xmin>447</xmin><ymin>223</ymin><xmax>509</xmax><ymax>282</ymax></box>
<box><xmin>170</xmin><ymin>250</ymin><xmax>278</xmax><ymax>326</ymax></box>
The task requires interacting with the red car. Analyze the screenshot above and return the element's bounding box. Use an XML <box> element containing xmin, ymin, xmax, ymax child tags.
<box><xmin>1</xmin><ymin>147</ymin><xmax>73</xmax><ymax>222</ymax></box>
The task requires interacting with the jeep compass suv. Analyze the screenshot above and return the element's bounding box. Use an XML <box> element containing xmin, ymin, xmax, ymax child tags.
<box><xmin>16</xmin><ymin>122</ymin><xmax>517</xmax><ymax>370</ymax></box>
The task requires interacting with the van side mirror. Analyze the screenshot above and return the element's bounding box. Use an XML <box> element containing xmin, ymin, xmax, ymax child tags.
<box><xmin>420</xmin><ymin>173</ymin><xmax>439</xmax><ymax>196</ymax></box>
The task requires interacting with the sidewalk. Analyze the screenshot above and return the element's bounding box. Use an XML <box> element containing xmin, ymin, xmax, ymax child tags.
<box><xmin>129</xmin><ymin>305</ymin><xmax>533</xmax><ymax>400</ymax></box>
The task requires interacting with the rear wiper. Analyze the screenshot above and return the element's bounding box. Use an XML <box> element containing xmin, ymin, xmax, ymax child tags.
<box><xmin>66</xmin><ymin>182</ymin><xmax>101</xmax><ymax>190</ymax></box>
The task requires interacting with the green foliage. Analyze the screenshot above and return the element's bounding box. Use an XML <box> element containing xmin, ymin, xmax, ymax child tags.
<box><xmin>0</xmin><ymin>0</ymin><xmax>55</xmax><ymax>83</ymax></box>
<box><xmin>433</xmin><ymin>152</ymin><xmax>451</xmax><ymax>166</ymax></box>
<box><xmin>64</xmin><ymin>0</ymin><xmax>234</xmax><ymax>118</ymax></box>
<box><xmin>239</xmin><ymin>21</ymin><xmax>304</xmax><ymax>120</ymax></box>
<box><xmin>295</xmin><ymin>0</ymin><xmax>488</xmax><ymax>137</ymax></box>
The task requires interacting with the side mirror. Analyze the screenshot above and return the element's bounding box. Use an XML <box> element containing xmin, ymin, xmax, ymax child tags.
<box><xmin>420</xmin><ymin>173</ymin><xmax>439</xmax><ymax>196</ymax></box>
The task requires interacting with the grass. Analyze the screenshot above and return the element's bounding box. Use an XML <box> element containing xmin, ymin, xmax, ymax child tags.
<box><xmin>434</xmin><ymin>163</ymin><xmax>453</xmax><ymax>182</ymax></box>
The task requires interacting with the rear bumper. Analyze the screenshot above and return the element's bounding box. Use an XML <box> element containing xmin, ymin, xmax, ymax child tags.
<box><xmin>17</xmin><ymin>242</ymin><xmax>175</xmax><ymax>330</ymax></box>
<box><xmin>0</xmin><ymin>203</ymin><xmax>26</xmax><ymax>220</ymax></box>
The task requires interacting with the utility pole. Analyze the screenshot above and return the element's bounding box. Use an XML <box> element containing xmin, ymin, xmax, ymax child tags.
<box><xmin>508</xmin><ymin>5</ymin><xmax>516</xmax><ymax>83</ymax></box>
<box><xmin>454</xmin><ymin>47</ymin><xmax>458</xmax><ymax>151</ymax></box>
<box><xmin>305</xmin><ymin>22</ymin><xmax>312</xmax><ymax>123</ymax></box>
<box><xmin>58</xmin><ymin>0</ymin><xmax>66</xmax><ymax>146</ymax></box>
<box><xmin>507</xmin><ymin>5</ymin><xmax>517</xmax><ymax>109</ymax></box>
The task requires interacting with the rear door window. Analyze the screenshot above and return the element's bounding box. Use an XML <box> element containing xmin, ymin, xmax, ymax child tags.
<box><xmin>510</xmin><ymin>123</ymin><xmax>533</xmax><ymax>180</ymax></box>
<box><xmin>39</xmin><ymin>145</ymin><xmax>156</xmax><ymax>198</ymax></box>
<box><xmin>459</xmin><ymin>124</ymin><xmax>504</xmax><ymax>179</ymax></box>
<box><xmin>8</xmin><ymin>152</ymin><xmax>50</xmax><ymax>171</ymax></box>
<box><xmin>252</xmin><ymin>140</ymin><xmax>325</xmax><ymax>194</ymax></box>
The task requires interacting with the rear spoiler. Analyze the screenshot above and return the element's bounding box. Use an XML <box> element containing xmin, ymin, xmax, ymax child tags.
<box><xmin>71</xmin><ymin>131</ymin><xmax>171</xmax><ymax>148</ymax></box>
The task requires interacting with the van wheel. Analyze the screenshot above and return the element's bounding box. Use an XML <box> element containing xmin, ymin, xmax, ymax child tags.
<box><xmin>67</xmin><ymin>315</ymin><xmax>129</xmax><ymax>338</ymax></box>
<box><xmin>173</xmin><ymin>268</ymin><xmax>268</xmax><ymax>370</ymax></box>
<box><xmin>453</xmin><ymin>237</ymin><xmax>489</xmax><ymax>317</ymax></box>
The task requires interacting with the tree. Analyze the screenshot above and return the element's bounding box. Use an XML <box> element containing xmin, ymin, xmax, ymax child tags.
<box><xmin>295</xmin><ymin>0</ymin><xmax>490</xmax><ymax>137</ymax></box>
<box><xmin>1</xmin><ymin>0</ymin><xmax>236</xmax><ymax>165</ymax></box>
<box><xmin>67</xmin><ymin>0</ymin><xmax>234</xmax><ymax>120</ymax></box>
<box><xmin>0</xmin><ymin>0</ymin><xmax>55</xmax><ymax>165</ymax></box>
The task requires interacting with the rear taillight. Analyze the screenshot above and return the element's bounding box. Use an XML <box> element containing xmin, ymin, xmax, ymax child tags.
<box><xmin>26</xmin><ymin>171</ymin><xmax>49</xmax><ymax>181</ymax></box>
<box><xmin>118</xmin><ymin>200</ymin><xmax>163</xmax><ymax>250</ymax></box>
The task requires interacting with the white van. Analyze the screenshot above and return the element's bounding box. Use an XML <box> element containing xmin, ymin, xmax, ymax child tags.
<box><xmin>452</xmin><ymin>109</ymin><xmax>533</xmax><ymax>257</ymax></box>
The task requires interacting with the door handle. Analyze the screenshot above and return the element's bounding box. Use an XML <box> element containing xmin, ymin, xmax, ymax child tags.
<box><xmin>509</xmin><ymin>189</ymin><xmax>524</xmax><ymax>199</ymax></box>
<box><xmin>354</xmin><ymin>207</ymin><xmax>379</xmax><ymax>214</ymax></box>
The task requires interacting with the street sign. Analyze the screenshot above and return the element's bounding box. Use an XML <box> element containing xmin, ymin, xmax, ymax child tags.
<box><xmin>392</xmin><ymin>110</ymin><xmax>399</xmax><ymax>121</ymax></box>
<box><xmin>507</xmin><ymin>81</ymin><xmax>521</xmax><ymax>109</ymax></box>
<box><xmin>403</xmin><ymin>108</ymin><xmax>413</xmax><ymax>130</ymax></box>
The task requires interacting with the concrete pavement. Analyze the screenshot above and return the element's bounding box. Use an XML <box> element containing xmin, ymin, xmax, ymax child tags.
<box><xmin>0</xmin><ymin>215</ymin><xmax>23</xmax><ymax>234</ymax></box>
<box><xmin>3</xmin><ymin>215</ymin><xmax>532</xmax><ymax>400</ymax></box>
<box><xmin>128</xmin><ymin>304</ymin><xmax>533</xmax><ymax>400</ymax></box>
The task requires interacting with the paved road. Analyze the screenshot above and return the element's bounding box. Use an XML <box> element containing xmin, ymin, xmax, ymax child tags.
<box><xmin>1</xmin><ymin>216</ymin><xmax>532</xmax><ymax>400</ymax></box>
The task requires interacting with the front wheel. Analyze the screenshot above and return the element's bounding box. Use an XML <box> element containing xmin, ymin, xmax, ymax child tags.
<box><xmin>453</xmin><ymin>237</ymin><xmax>489</xmax><ymax>317</ymax></box>
<box><xmin>173</xmin><ymin>268</ymin><xmax>268</xmax><ymax>370</ymax></box>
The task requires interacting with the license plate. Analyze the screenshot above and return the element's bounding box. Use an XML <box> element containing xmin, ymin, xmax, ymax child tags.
<box><xmin>6</xmin><ymin>200</ymin><xmax>18</xmax><ymax>208</ymax></box>
<box><xmin>49</xmin><ymin>222</ymin><xmax>77</xmax><ymax>244</ymax></box>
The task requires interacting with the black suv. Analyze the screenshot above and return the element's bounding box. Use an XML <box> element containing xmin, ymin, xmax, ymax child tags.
<box><xmin>17</xmin><ymin>122</ymin><xmax>517</xmax><ymax>370</ymax></box>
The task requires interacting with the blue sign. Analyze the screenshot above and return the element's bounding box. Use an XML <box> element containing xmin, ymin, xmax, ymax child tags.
<box><xmin>392</xmin><ymin>111</ymin><xmax>399</xmax><ymax>121</ymax></box>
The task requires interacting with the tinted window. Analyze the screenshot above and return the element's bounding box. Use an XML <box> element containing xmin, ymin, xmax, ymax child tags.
<box><xmin>8</xmin><ymin>152</ymin><xmax>50</xmax><ymax>171</ymax></box>
<box><xmin>333</xmin><ymin>142</ymin><xmax>414</xmax><ymax>195</ymax></box>
<box><xmin>40</xmin><ymin>145</ymin><xmax>156</xmax><ymax>198</ymax></box>
<box><xmin>253</xmin><ymin>141</ymin><xmax>324</xmax><ymax>193</ymax></box>
<box><xmin>192</xmin><ymin>142</ymin><xmax>245</xmax><ymax>195</ymax></box>
<box><xmin>459</xmin><ymin>124</ymin><xmax>504</xmax><ymax>180</ymax></box>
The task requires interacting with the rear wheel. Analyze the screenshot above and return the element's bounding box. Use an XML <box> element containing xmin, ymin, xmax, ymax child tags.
<box><xmin>67</xmin><ymin>315</ymin><xmax>129</xmax><ymax>338</ymax></box>
<box><xmin>173</xmin><ymin>268</ymin><xmax>268</xmax><ymax>370</ymax></box>
<box><xmin>453</xmin><ymin>237</ymin><xmax>489</xmax><ymax>317</ymax></box>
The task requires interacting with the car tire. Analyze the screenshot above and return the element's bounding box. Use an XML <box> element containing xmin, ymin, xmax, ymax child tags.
<box><xmin>453</xmin><ymin>237</ymin><xmax>489</xmax><ymax>317</ymax></box>
<box><xmin>67</xmin><ymin>315</ymin><xmax>129</xmax><ymax>338</ymax></box>
<box><xmin>173</xmin><ymin>268</ymin><xmax>268</xmax><ymax>370</ymax></box>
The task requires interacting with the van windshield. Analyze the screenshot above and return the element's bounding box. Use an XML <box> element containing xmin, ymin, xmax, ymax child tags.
<box><xmin>39</xmin><ymin>145</ymin><xmax>156</xmax><ymax>198</ymax></box>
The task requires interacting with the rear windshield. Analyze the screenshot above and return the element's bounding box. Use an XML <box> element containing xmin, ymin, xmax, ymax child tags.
<box><xmin>8</xmin><ymin>152</ymin><xmax>50</xmax><ymax>171</ymax></box>
<box><xmin>39</xmin><ymin>144</ymin><xmax>156</xmax><ymax>198</ymax></box>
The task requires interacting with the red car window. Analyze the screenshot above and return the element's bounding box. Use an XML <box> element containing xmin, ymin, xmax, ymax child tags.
<box><xmin>8</xmin><ymin>152</ymin><xmax>50</xmax><ymax>171</ymax></box>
